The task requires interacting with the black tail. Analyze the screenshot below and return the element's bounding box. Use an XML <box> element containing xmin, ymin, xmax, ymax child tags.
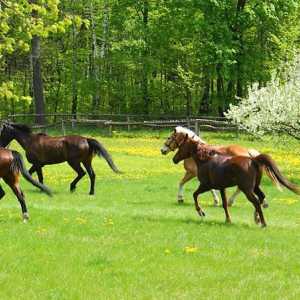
<box><xmin>10</xmin><ymin>151</ymin><xmax>52</xmax><ymax>196</ymax></box>
<box><xmin>87</xmin><ymin>138</ymin><xmax>122</xmax><ymax>174</ymax></box>
<box><xmin>254</xmin><ymin>154</ymin><xmax>300</xmax><ymax>195</ymax></box>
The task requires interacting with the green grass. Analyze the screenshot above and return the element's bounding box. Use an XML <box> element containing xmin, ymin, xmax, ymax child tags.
<box><xmin>1</xmin><ymin>129</ymin><xmax>300</xmax><ymax>299</ymax></box>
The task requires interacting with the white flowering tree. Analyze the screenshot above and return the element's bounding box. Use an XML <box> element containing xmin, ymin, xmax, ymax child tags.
<box><xmin>225</xmin><ymin>56</ymin><xmax>300</xmax><ymax>139</ymax></box>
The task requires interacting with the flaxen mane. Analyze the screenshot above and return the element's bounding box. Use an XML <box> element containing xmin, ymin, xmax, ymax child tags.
<box><xmin>175</xmin><ymin>126</ymin><xmax>206</xmax><ymax>144</ymax></box>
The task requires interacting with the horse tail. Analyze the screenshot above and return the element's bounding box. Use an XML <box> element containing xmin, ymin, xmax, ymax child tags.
<box><xmin>253</xmin><ymin>154</ymin><xmax>300</xmax><ymax>195</ymax></box>
<box><xmin>87</xmin><ymin>138</ymin><xmax>122</xmax><ymax>174</ymax></box>
<box><xmin>10</xmin><ymin>151</ymin><xmax>52</xmax><ymax>196</ymax></box>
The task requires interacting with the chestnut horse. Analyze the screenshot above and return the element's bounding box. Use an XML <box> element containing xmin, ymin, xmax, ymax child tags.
<box><xmin>0</xmin><ymin>147</ymin><xmax>52</xmax><ymax>221</ymax></box>
<box><xmin>0</xmin><ymin>122</ymin><xmax>121</xmax><ymax>195</ymax></box>
<box><xmin>161</xmin><ymin>126</ymin><xmax>264</xmax><ymax>206</ymax></box>
<box><xmin>173</xmin><ymin>136</ymin><xmax>300</xmax><ymax>227</ymax></box>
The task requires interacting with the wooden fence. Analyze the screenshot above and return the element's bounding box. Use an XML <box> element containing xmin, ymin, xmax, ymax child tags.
<box><xmin>3</xmin><ymin>113</ymin><xmax>238</xmax><ymax>136</ymax></box>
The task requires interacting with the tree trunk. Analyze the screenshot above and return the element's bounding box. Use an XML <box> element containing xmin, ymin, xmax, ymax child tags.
<box><xmin>216</xmin><ymin>63</ymin><xmax>225</xmax><ymax>114</ymax></box>
<box><xmin>90</xmin><ymin>1</ymin><xmax>100</xmax><ymax>110</ymax></box>
<box><xmin>185</xmin><ymin>86</ymin><xmax>192</xmax><ymax>117</ymax></box>
<box><xmin>198</xmin><ymin>67</ymin><xmax>210</xmax><ymax>114</ymax></box>
<box><xmin>30</xmin><ymin>0</ymin><xmax>45</xmax><ymax>125</ymax></box>
<box><xmin>71</xmin><ymin>0</ymin><xmax>78</xmax><ymax>118</ymax></box>
<box><xmin>141</xmin><ymin>0</ymin><xmax>150</xmax><ymax>115</ymax></box>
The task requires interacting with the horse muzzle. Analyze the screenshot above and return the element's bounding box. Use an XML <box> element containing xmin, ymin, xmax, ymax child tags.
<box><xmin>160</xmin><ymin>146</ymin><xmax>170</xmax><ymax>155</ymax></box>
<box><xmin>172</xmin><ymin>156</ymin><xmax>180</xmax><ymax>164</ymax></box>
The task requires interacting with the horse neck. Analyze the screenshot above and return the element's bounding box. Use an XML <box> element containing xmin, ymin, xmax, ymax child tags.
<box><xmin>12</xmin><ymin>129</ymin><xmax>33</xmax><ymax>150</ymax></box>
<box><xmin>186</xmin><ymin>139</ymin><xmax>199</xmax><ymax>157</ymax></box>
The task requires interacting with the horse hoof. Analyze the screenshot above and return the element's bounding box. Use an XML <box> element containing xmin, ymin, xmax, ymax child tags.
<box><xmin>262</xmin><ymin>202</ymin><xmax>269</xmax><ymax>209</ymax></box>
<box><xmin>261</xmin><ymin>223</ymin><xmax>267</xmax><ymax>228</ymax></box>
<box><xmin>198</xmin><ymin>211</ymin><xmax>205</xmax><ymax>217</ymax></box>
<box><xmin>178</xmin><ymin>199</ymin><xmax>184</xmax><ymax>204</ymax></box>
<box><xmin>23</xmin><ymin>213</ymin><xmax>29</xmax><ymax>223</ymax></box>
<box><xmin>213</xmin><ymin>202</ymin><xmax>219</xmax><ymax>207</ymax></box>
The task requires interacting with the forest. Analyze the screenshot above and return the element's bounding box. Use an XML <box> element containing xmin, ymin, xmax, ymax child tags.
<box><xmin>1</xmin><ymin>0</ymin><xmax>300</xmax><ymax>124</ymax></box>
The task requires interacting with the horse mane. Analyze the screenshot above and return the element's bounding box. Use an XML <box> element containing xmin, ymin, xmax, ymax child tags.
<box><xmin>175</xmin><ymin>126</ymin><xmax>206</xmax><ymax>144</ymax></box>
<box><xmin>10</xmin><ymin>123</ymin><xmax>32</xmax><ymax>134</ymax></box>
<box><xmin>196</xmin><ymin>145</ymin><xmax>217</xmax><ymax>161</ymax></box>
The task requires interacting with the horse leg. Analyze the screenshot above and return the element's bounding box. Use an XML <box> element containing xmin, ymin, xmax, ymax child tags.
<box><xmin>3</xmin><ymin>176</ymin><xmax>29</xmax><ymax>222</ymax></box>
<box><xmin>220</xmin><ymin>189</ymin><xmax>231</xmax><ymax>223</ymax></box>
<box><xmin>28</xmin><ymin>165</ymin><xmax>36</xmax><ymax>175</ymax></box>
<box><xmin>0</xmin><ymin>184</ymin><xmax>5</xmax><ymax>200</ymax></box>
<box><xmin>254</xmin><ymin>186</ymin><xmax>268</xmax><ymax>209</ymax></box>
<box><xmin>193</xmin><ymin>184</ymin><xmax>210</xmax><ymax>217</ymax></box>
<box><xmin>83</xmin><ymin>159</ymin><xmax>96</xmax><ymax>195</ymax></box>
<box><xmin>228</xmin><ymin>187</ymin><xmax>241</xmax><ymax>207</ymax></box>
<box><xmin>178</xmin><ymin>171</ymin><xmax>195</xmax><ymax>203</ymax></box>
<box><xmin>36</xmin><ymin>166</ymin><xmax>44</xmax><ymax>184</ymax></box>
<box><xmin>68</xmin><ymin>161</ymin><xmax>86</xmax><ymax>192</ymax></box>
<box><xmin>244</xmin><ymin>190</ymin><xmax>267</xmax><ymax>227</ymax></box>
<box><xmin>211</xmin><ymin>190</ymin><xmax>219</xmax><ymax>207</ymax></box>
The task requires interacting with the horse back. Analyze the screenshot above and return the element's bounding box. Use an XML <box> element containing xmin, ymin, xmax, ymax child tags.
<box><xmin>28</xmin><ymin>134</ymin><xmax>90</xmax><ymax>164</ymax></box>
<box><xmin>216</xmin><ymin>144</ymin><xmax>251</xmax><ymax>157</ymax></box>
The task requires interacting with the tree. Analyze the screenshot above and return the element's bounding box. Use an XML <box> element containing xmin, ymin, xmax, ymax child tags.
<box><xmin>225</xmin><ymin>55</ymin><xmax>300</xmax><ymax>139</ymax></box>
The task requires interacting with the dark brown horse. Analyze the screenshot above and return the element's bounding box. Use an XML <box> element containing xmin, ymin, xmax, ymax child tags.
<box><xmin>0</xmin><ymin>122</ymin><xmax>121</xmax><ymax>195</ymax></box>
<box><xmin>173</xmin><ymin>135</ymin><xmax>300</xmax><ymax>227</ymax></box>
<box><xmin>0</xmin><ymin>148</ymin><xmax>52</xmax><ymax>221</ymax></box>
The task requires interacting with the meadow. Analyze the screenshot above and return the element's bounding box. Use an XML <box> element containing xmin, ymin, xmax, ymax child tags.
<box><xmin>1</xmin><ymin>128</ymin><xmax>300</xmax><ymax>299</ymax></box>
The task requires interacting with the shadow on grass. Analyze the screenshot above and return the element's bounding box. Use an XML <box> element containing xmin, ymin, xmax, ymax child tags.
<box><xmin>182</xmin><ymin>217</ymin><xmax>255</xmax><ymax>230</ymax></box>
<box><xmin>131</xmin><ymin>214</ymin><xmax>258</xmax><ymax>230</ymax></box>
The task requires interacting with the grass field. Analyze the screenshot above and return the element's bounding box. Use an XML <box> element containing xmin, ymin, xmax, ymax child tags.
<box><xmin>1</xmin><ymin>129</ymin><xmax>300</xmax><ymax>299</ymax></box>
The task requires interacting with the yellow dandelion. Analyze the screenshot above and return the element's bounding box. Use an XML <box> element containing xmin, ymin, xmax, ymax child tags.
<box><xmin>184</xmin><ymin>246</ymin><xmax>198</xmax><ymax>254</ymax></box>
<box><xmin>36</xmin><ymin>227</ymin><xmax>47</xmax><ymax>234</ymax></box>
<box><xmin>103</xmin><ymin>217</ymin><xmax>114</xmax><ymax>226</ymax></box>
<box><xmin>76</xmin><ymin>217</ymin><xmax>87</xmax><ymax>224</ymax></box>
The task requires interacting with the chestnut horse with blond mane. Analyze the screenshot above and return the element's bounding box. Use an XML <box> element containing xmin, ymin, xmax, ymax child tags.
<box><xmin>161</xmin><ymin>126</ymin><xmax>267</xmax><ymax>207</ymax></box>
<box><xmin>172</xmin><ymin>136</ymin><xmax>300</xmax><ymax>227</ymax></box>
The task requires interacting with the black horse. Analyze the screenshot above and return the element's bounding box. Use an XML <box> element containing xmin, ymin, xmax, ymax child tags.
<box><xmin>0</xmin><ymin>122</ymin><xmax>121</xmax><ymax>195</ymax></box>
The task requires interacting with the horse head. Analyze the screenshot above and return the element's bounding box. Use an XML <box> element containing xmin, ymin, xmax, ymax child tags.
<box><xmin>0</xmin><ymin>121</ymin><xmax>15</xmax><ymax>147</ymax></box>
<box><xmin>161</xmin><ymin>126</ymin><xmax>205</xmax><ymax>155</ymax></box>
<box><xmin>172</xmin><ymin>134</ymin><xmax>199</xmax><ymax>164</ymax></box>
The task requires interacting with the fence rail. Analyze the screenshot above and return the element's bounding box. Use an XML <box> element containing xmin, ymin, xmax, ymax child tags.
<box><xmin>2</xmin><ymin>113</ymin><xmax>238</xmax><ymax>136</ymax></box>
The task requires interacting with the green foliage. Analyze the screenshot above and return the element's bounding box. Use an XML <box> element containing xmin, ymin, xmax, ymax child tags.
<box><xmin>0</xmin><ymin>0</ymin><xmax>300</xmax><ymax>117</ymax></box>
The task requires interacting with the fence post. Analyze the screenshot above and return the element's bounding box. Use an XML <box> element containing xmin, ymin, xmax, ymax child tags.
<box><xmin>235</xmin><ymin>125</ymin><xmax>239</xmax><ymax>138</ymax></box>
<box><xmin>61</xmin><ymin>119</ymin><xmax>66</xmax><ymax>135</ymax></box>
<box><xmin>187</xmin><ymin>117</ymin><xmax>191</xmax><ymax>129</ymax></box>
<box><xmin>127</xmin><ymin>116</ymin><xmax>131</xmax><ymax>132</ymax></box>
<box><xmin>195</xmin><ymin>120</ymin><xmax>199</xmax><ymax>135</ymax></box>
<box><xmin>107</xmin><ymin>121</ymin><xmax>113</xmax><ymax>137</ymax></box>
